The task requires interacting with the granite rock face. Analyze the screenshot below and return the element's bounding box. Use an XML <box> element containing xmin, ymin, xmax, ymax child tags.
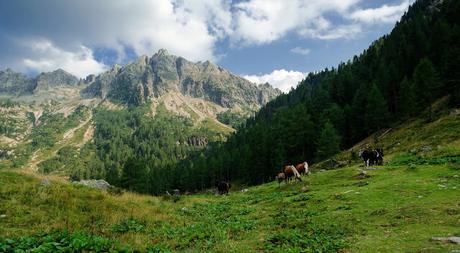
<box><xmin>0</xmin><ymin>68</ymin><xmax>80</xmax><ymax>95</ymax></box>
<box><xmin>82</xmin><ymin>49</ymin><xmax>282</xmax><ymax>108</ymax></box>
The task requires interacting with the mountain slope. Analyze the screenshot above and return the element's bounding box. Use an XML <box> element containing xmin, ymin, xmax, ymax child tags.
<box><xmin>1</xmin><ymin>109</ymin><xmax>459</xmax><ymax>252</ymax></box>
<box><xmin>82</xmin><ymin>49</ymin><xmax>281</xmax><ymax>109</ymax></box>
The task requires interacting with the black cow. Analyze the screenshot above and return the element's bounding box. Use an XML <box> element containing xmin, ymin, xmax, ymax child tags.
<box><xmin>215</xmin><ymin>181</ymin><xmax>231</xmax><ymax>195</ymax></box>
<box><xmin>360</xmin><ymin>148</ymin><xmax>384</xmax><ymax>167</ymax></box>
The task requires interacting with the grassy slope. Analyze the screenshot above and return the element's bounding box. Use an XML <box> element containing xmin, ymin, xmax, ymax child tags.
<box><xmin>1</xmin><ymin>110</ymin><xmax>460</xmax><ymax>252</ymax></box>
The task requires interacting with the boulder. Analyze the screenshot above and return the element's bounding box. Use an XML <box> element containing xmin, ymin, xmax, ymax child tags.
<box><xmin>73</xmin><ymin>179</ymin><xmax>111</xmax><ymax>190</ymax></box>
<box><xmin>431</xmin><ymin>236</ymin><xmax>460</xmax><ymax>244</ymax></box>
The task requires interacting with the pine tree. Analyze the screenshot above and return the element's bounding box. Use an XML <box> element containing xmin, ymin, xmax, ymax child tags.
<box><xmin>412</xmin><ymin>58</ymin><xmax>441</xmax><ymax>121</ymax></box>
<box><xmin>315</xmin><ymin>121</ymin><xmax>341</xmax><ymax>161</ymax></box>
<box><xmin>397</xmin><ymin>76</ymin><xmax>415</xmax><ymax>118</ymax></box>
<box><xmin>365</xmin><ymin>83</ymin><xmax>390</xmax><ymax>134</ymax></box>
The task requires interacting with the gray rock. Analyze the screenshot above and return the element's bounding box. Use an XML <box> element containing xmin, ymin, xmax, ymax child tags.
<box><xmin>73</xmin><ymin>179</ymin><xmax>111</xmax><ymax>190</ymax></box>
<box><xmin>420</xmin><ymin>146</ymin><xmax>432</xmax><ymax>152</ymax></box>
<box><xmin>357</xmin><ymin>170</ymin><xmax>370</xmax><ymax>179</ymax></box>
<box><xmin>81</xmin><ymin>49</ymin><xmax>281</xmax><ymax>108</ymax></box>
<box><xmin>431</xmin><ymin>236</ymin><xmax>460</xmax><ymax>244</ymax></box>
<box><xmin>40</xmin><ymin>179</ymin><xmax>51</xmax><ymax>187</ymax></box>
<box><xmin>300</xmin><ymin>187</ymin><xmax>308</xmax><ymax>193</ymax></box>
<box><xmin>0</xmin><ymin>214</ymin><xmax>6</xmax><ymax>218</ymax></box>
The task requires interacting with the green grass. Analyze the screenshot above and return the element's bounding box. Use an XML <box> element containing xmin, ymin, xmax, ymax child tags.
<box><xmin>1</xmin><ymin>109</ymin><xmax>460</xmax><ymax>252</ymax></box>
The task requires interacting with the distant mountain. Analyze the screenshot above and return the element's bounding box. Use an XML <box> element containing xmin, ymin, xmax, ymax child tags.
<box><xmin>0</xmin><ymin>69</ymin><xmax>34</xmax><ymax>94</ymax></box>
<box><xmin>0</xmin><ymin>68</ymin><xmax>79</xmax><ymax>95</ymax></box>
<box><xmin>82</xmin><ymin>49</ymin><xmax>281</xmax><ymax>108</ymax></box>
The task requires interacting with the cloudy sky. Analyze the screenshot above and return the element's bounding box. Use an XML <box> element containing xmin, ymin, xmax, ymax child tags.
<box><xmin>0</xmin><ymin>0</ymin><xmax>414</xmax><ymax>92</ymax></box>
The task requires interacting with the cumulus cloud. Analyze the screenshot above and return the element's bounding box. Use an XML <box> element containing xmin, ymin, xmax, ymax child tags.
<box><xmin>232</xmin><ymin>0</ymin><xmax>362</xmax><ymax>45</ymax></box>
<box><xmin>0</xmin><ymin>0</ymin><xmax>413</xmax><ymax>76</ymax></box>
<box><xmin>290</xmin><ymin>47</ymin><xmax>311</xmax><ymax>56</ymax></box>
<box><xmin>21</xmin><ymin>39</ymin><xmax>107</xmax><ymax>78</ymax></box>
<box><xmin>243</xmin><ymin>69</ymin><xmax>307</xmax><ymax>93</ymax></box>
<box><xmin>350</xmin><ymin>0</ymin><xmax>413</xmax><ymax>24</ymax></box>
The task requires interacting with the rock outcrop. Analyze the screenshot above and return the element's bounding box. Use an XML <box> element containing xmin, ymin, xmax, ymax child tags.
<box><xmin>82</xmin><ymin>49</ymin><xmax>282</xmax><ymax>108</ymax></box>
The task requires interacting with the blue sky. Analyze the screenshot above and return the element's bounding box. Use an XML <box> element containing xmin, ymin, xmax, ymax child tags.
<box><xmin>0</xmin><ymin>0</ymin><xmax>414</xmax><ymax>92</ymax></box>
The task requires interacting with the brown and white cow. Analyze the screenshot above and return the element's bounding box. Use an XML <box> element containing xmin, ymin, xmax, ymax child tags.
<box><xmin>284</xmin><ymin>165</ymin><xmax>302</xmax><ymax>183</ymax></box>
<box><xmin>295</xmin><ymin>161</ymin><xmax>310</xmax><ymax>176</ymax></box>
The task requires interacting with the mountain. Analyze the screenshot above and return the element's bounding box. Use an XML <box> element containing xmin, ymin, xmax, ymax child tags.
<box><xmin>0</xmin><ymin>68</ymin><xmax>34</xmax><ymax>94</ymax></box>
<box><xmin>0</xmin><ymin>50</ymin><xmax>281</xmax><ymax>195</ymax></box>
<box><xmin>83</xmin><ymin>49</ymin><xmax>281</xmax><ymax>108</ymax></box>
<box><xmin>34</xmin><ymin>69</ymin><xmax>79</xmax><ymax>92</ymax></box>
<box><xmin>0</xmin><ymin>68</ymin><xmax>80</xmax><ymax>95</ymax></box>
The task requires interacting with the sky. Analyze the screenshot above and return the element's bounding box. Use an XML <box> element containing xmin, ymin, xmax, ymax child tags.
<box><xmin>0</xmin><ymin>0</ymin><xmax>414</xmax><ymax>92</ymax></box>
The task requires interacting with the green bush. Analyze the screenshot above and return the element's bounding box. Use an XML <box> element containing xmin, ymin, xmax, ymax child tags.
<box><xmin>0</xmin><ymin>231</ymin><xmax>117</xmax><ymax>252</ymax></box>
<box><xmin>112</xmin><ymin>218</ymin><xmax>146</xmax><ymax>233</ymax></box>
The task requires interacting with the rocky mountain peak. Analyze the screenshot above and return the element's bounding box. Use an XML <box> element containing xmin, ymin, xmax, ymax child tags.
<box><xmin>81</xmin><ymin>50</ymin><xmax>281</xmax><ymax>108</ymax></box>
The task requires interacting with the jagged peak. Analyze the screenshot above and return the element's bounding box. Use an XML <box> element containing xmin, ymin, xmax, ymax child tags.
<box><xmin>155</xmin><ymin>48</ymin><xmax>170</xmax><ymax>56</ymax></box>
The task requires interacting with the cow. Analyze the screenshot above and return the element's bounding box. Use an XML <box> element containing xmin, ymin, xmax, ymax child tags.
<box><xmin>295</xmin><ymin>162</ymin><xmax>310</xmax><ymax>176</ymax></box>
<box><xmin>359</xmin><ymin>148</ymin><xmax>384</xmax><ymax>167</ymax></box>
<box><xmin>215</xmin><ymin>181</ymin><xmax>231</xmax><ymax>195</ymax></box>
<box><xmin>284</xmin><ymin>165</ymin><xmax>302</xmax><ymax>183</ymax></box>
<box><xmin>275</xmin><ymin>172</ymin><xmax>286</xmax><ymax>187</ymax></box>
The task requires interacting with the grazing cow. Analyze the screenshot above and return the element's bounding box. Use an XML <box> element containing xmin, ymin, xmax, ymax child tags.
<box><xmin>215</xmin><ymin>181</ymin><xmax>231</xmax><ymax>195</ymax></box>
<box><xmin>359</xmin><ymin>148</ymin><xmax>384</xmax><ymax>167</ymax></box>
<box><xmin>275</xmin><ymin>172</ymin><xmax>286</xmax><ymax>187</ymax></box>
<box><xmin>284</xmin><ymin>165</ymin><xmax>302</xmax><ymax>183</ymax></box>
<box><xmin>295</xmin><ymin>162</ymin><xmax>310</xmax><ymax>176</ymax></box>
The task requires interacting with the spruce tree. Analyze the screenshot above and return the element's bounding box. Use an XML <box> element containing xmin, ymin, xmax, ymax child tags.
<box><xmin>412</xmin><ymin>58</ymin><xmax>441</xmax><ymax>121</ymax></box>
<box><xmin>397</xmin><ymin>76</ymin><xmax>415</xmax><ymax>119</ymax></box>
<box><xmin>315</xmin><ymin>121</ymin><xmax>341</xmax><ymax>161</ymax></box>
<box><xmin>365</xmin><ymin>83</ymin><xmax>390</xmax><ymax>134</ymax></box>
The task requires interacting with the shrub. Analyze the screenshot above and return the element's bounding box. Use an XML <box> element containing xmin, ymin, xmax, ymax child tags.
<box><xmin>112</xmin><ymin>218</ymin><xmax>146</xmax><ymax>233</ymax></box>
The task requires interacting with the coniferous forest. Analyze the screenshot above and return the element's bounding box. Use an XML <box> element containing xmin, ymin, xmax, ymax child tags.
<box><xmin>150</xmin><ymin>0</ymin><xmax>460</xmax><ymax>192</ymax></box>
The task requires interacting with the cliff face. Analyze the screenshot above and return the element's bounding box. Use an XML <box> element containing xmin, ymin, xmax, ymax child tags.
<box><xmin>0</xmin><ymin>68</ymin><xmax>80</xmax><ymax>95</ymax></box>
<box><xmin>82</xmin><ymin>49</ymin><xmax>282</xmax><ymax>108</ymax></box>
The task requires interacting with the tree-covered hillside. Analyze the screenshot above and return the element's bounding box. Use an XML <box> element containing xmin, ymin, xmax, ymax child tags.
<box><xmin>168</xmin><ymin>0</ymin><xmax>460</xmax><ymax>188</ymax></box>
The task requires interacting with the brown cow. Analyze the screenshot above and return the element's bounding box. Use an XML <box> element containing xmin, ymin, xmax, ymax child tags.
<box><xmin>295</xmin><ymin>161</ymin><xmax>310</xmax><ymax>176</ymax></box>
<box><xmin>284</xmin><ymin>165</ymin><xmax>302</xmax><ymax>183</ymax></box>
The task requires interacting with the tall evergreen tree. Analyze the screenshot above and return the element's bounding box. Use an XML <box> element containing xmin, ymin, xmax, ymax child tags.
<box><xmin>365</xmin><ymin>83</ymin><xmax>390</xmax><ymax>134</ymax></box>
<box><xmin>315</xmin><ymin>121</ymin><xmax>341</xmax><ymax>161</ymax></box>
<box><xmin>412</xmin><ymin>58</ymin><xmax>441</xmax><ymax>121</ymax></box>
<box><xmin>397</xmin><ymin>76</ymin><xmax>415</xmax><ymax>118</ymax></box>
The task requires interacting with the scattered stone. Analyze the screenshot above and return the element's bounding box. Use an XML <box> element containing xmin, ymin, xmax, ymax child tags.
<box><xmin>357</xmin><ymin>170</ymin><xmax>370</xmax><ymax>179</ymax></box>
<box><xmin>0</xmin><ymin>214</ymin><xmax>6</xmax><ymax>218</ymax></box>
<box><xmin>181</xmin><ymin>207</ymin><xmax>188</xmax><ymax>212</ymax></box>
<box><xmin>421</xmin><ymin>146</ymin><xmax>432</xmax><ymax>152</ymax></box>
<box><xmin>40</xmin><ymin>179</ymin><xmax>50</xmax><ymax>187</ymax></box>
<box><xmin>172</xmin><ymin>189</ymin><xmax>180</xmax><ymax>195</ymax></box>
<box><xmin>240</xmin><ymin>188</ymin><xmax>249</xmax><ymax>193</ymax></box>
<box><xmin>431</xmin><ymin>236</ymin><xmax>460</xmax><ymax>244</ymax></box>
<box><xmin>300</xmin><ymin>187</ymin><xmax>308</xmax><ymax>193</ymax></box>
<box><xmin>366</xmin><ymin>167</ymin><xmax>379</xmax><ymax>170</ymax></box>
<box><xmin>319</xmin><ymin>169</ymin><xmax>326</xmax><ymax>172</ymax></box>
<box><xmin>355</xmin><ymin>181</ymin><xmax>369</xmax><ymax>187</ymax></box>
<box><xmin>73</xmin><ymin>179</ymin><xmax>111</xmax><ymax>190</ymax></box>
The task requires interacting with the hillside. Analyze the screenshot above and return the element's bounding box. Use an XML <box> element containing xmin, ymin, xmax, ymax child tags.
<box><xmin>184</xmin><ymin>0</ymin><xmax>460</xmax><ymax>187</ymax></box>
<box><xmin>1</xmin><ymin>110</ymin><xmax>459</xmax><ymax>252</ymax></box>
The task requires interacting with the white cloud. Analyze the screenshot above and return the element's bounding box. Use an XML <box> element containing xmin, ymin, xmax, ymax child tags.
<box><xmin>22</xmin><ymin>39</ymin><xmax>107</xmax><ymax>78</ymax></box>
<box><xmin>350</xmin><ymin>0</ymin><xmax>413</xmax><ymax>24</ymax></box>
<box><xmin>243</xmin><ymin>69</ymin><xmax>307</xmax><ymax>93</ymax></box>
<box><xmin>232</xmin><ymin>0</ymin><xmax>362</xmax><ymax>45</ymax></box>
<box><xmin>290</xmin><ymin>47</ymin><xmax>311</xmax><ymax>56</ymax></box>
<box><xmin>0</xmin><ymin>0</ymin><xmax>414</xmax><ymax>75</ymax></box>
